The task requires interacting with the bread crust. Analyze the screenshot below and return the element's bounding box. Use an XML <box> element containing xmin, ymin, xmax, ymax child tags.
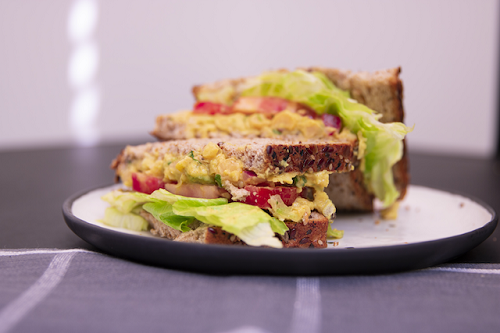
<box><xmin>176</xmin><ymin>226</ymin><xmax>245</xmax><ymax>245</ymax></box>
<box><xmin>326</xmin><ymin>169</ymin><xmax>374</xmax><ymax>211</ymax></box>
<box><xmin>151</xmin><ymin>116</ymin><xmax>187</xmax><ymax>141</ymax></box>
<box><xmin>140</xmin><ymin>208</ymin><xmax>330</xmax><ymax>248</ymax></box>
<box><xmin>278</xmin><ymin>212</ymin><xmax>329</xmax><ymax>248</ymax></box>
<box><xmin>229</xmin><ymin>140</ymin><xmax>354</xmax><ymax>174</ymax></box>
<box><xmin>305</xmin><ymin>67</ymin><xmax>404</xmax><ymax>123</ymax></box>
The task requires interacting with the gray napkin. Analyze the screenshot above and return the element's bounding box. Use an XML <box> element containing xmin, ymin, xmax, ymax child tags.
<box><xmin>0</xmin><ymin>249</ymin><xmax>499</xmax><ymax>333</ymax></box>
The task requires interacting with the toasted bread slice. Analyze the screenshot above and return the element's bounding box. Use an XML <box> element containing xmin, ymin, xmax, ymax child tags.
<box><xmin>278</xmin><ymin>212</ymin><xmax>329</xmax><ymax>248</ymax></box>
<box><xmin>140</xmin><ymin>210</ymin><xmax>244</xmax><ymax>245</ymax></box>
<box><xmin>304</xmin><ymin>67</ymin><xmax>404</xmax><ymax>123</ymax></box>
<box><xmin>140</xmin><ymin>210</ymin><xmax>328</xmax><ymax>248</ymax></box>
<box><xmin>151</xmin><ymin>109</ymin><xmax>340</xmax><ymax>142</ymax></box>
<box><xmin>112</xmin><ymin>138</ymin><xmax>354</xmax><ymax>179</ymax></box>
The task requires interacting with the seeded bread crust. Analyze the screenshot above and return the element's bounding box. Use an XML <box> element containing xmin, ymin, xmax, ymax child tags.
<box><xmin>326</xmin><ymin>168</ymin><xmax>374</xmax><ymax>211</ymax></box>
<box><xmin>140</xmin><ymin>209</ymin><xmax>329</xmax><ymax>248</ymax></box>
<box><xmin>304</xmin><ymin>67</ymin><xmax>404</xmax><ymax>123</ymax></box>
<box><xmin>112</xmin><ymin>138</ymin><xmax>354</xmax><ymax>178</ymax></box>
<box><xmin>151</xmin><ymin>117</ymin><xmax>187</xmax><ymax>141</ymax></box>
<box><xmin>278</xmin><ymin>212</ymin><xmax>329</xmax><ymax>248</ymax></box>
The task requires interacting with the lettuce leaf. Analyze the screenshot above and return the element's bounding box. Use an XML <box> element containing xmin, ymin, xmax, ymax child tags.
<box><xmin>99</xmin><ymin>207</ymin><xmax>149</xmax><ymax>231</ymax></box>
<box><xmin>327</xmin><ymin>227</ymin><xmax>344</xmax><ymax>239</ymax></box>
<box><xmin>172</xmin><ymin>201</ymin><xmax>287</xmax><ymax>247</ymax></box>
<box><xmin>101</xmin><ymin>190</ymin><xmax>158</xmax><ymax>214</ymax></box>
<box><xmin>150</xmin><ymin>188</ymin><xmax>228</xmax><ymax>206</ymax></box>
<box><xmin>142</xmin><ymin>202</ymin><xmax>195</xmax><ymax>232</ymax></box>
<box><xmin>101</xmin><ymin>189</ymin><xmax>288</xmax><ymax>248</ymax></box>
<box><xmin>241</xmin><ymin>70</ymin><xmax>413</xmax><ymax>207</ymax></box>
<box><xmin>143</xmin><ymin>189</ymin><xmax>228</xmax><ymax>232</ymax></box>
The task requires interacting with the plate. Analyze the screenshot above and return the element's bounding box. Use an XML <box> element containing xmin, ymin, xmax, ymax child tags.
<box><xmin>63</xmin><ymin>185</ymin><xmax>497</xmax><ymax>275</ymax></box>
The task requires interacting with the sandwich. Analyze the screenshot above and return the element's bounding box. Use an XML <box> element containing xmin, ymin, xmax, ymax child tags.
<box><xmin>151</xmin><ymin>67</ymin><xmax>413</xmax><ymax>213</ymax></box>
<box><xmin>101</xmin><ymin>138</ymin><xmax>355</xmax><ymax>248</ymax></box>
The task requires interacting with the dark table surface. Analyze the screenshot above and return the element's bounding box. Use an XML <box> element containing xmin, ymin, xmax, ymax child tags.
<box><xmin>0</xmin><ymin>141</ymin><xmax>498</xmax><ymax>262</ymax></box>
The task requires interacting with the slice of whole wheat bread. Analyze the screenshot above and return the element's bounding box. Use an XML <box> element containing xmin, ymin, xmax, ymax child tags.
<box><xmin>140</xmin><ymin>209</ymin><xmax>329</xmax><ymax>248</ymax></box>
<box><xmin>112</xmin><ymin>138</ymin><xmax>354</xmax><ymax>177</ymax></box>
<box><xmin>151</xmin><ymin>115</ymin><xmax>188</xmax><ymax>141</ymax></box>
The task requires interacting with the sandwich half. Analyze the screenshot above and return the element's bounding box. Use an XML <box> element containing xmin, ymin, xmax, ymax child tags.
<box><xmin>102</xmin><ymin>138</ymin><xmax>354</xmax><ymax>248</ymax></box>
<box><xmin>151</xmin><ymin>67</ymin><xmax>412</xmax><ymax>212</ymax></box>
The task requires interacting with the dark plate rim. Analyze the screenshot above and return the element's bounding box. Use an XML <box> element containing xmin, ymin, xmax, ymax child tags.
<box><xmin>62</xmin><ymin>184</ymin><xmax>498</xmax><ymax>276</ymax></box>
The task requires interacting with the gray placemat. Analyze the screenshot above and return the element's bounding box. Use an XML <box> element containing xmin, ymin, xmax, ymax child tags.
<box><xmin>0</xmin><ymin>249</ymin><xmax>499</xmax><ymax>333</ymax></box>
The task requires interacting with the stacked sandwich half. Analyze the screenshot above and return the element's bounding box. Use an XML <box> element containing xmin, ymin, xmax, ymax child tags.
<box><xmin>101</xmin><ymin>67</ymin><xmax>412</xmax><ymax>248</ymax></box>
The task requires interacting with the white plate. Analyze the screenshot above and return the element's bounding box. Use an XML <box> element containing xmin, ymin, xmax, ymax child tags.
<box><xmin>64</xmin><ymin>184</ymin><xmax>497</xmax><ymax>275</ymax></box>
<box><xmin>71</xmin><ymin>184</ymin><xmax>493</xmax><ymax>248</ymax></box>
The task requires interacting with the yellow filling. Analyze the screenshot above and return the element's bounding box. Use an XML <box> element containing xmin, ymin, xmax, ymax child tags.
<box><xmin>267</xmin><ymin>191</ymin><xmax>336</xmax><ymax>222</ymax></box>
<box><xmin>380</xmin><ymin>202</ymin><xmax>400</xmax><ymax>220</ymax></box>
<box><xmin>169</xmin><ymin>110</ymin><xmax>338</xmax><ymax>140</ymax></box>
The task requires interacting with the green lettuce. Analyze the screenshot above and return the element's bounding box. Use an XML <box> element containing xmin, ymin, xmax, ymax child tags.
<box><xmin>150</xmin><ymin>188</ymin><xmax>228</xmax><ymax>206</ymax></box>
<box><xmin>99</xmin><ymin>207</ymin><xmax>149</xmax><ymax>231</ymax></box>
<box><xmin>327</xmin><ymin>227</ymin><xmax>344</xmax><ymax>239</ymax></box>
<box><xmin>173</xmin><ymin>201</ymin><xmax>286</xmax><ymax>247</ymax></box>
<box><xmin>143</xmin><ymin>189</ymin><xmax>228</xmax><ymax>232</ymax></box>
<box><xmin>241</xmin><ymin>70</ymin><xmax>413</xmax><ymax>207</ymax></box>
<box><xmin>100</xmin><ymin>190</ymin><xmax>157</xmax><ymax>231</ymax></box>
<box><xmin>142</xmin><ymin>202</ymin><xmax>195</xmax><ymax>232</ymax></box>
<box><xmin>101</xmin><ymin>189</ymin><xmax>288</xmax><ymax>248</ymax></box>
<box><xmin>101</xmin><ymin>190</ymin><xmax>157</xmax><ymax>214</ymax></box>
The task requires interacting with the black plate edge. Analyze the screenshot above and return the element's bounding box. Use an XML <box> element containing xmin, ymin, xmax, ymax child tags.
<box><xmin>62</xmin><ymin>184</ymin><xmax>498</xmax><ymax>276</ymax></box>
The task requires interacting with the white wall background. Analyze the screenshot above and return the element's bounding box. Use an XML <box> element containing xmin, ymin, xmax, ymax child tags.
<box><xmin>0</xmin><ymin>0</ymin><xmax>498</xmax><ymax>157</ymax></box>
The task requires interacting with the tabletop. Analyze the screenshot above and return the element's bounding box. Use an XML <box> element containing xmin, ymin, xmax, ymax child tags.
<box><xmin>0</xmin><ymin>142</ymin><xmax>499</xmax><ymax>333</ymax></box>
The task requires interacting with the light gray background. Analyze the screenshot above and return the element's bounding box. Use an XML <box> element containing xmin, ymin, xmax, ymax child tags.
<box><xmin>0</xmin><ymin>0</ymin><xmax>498</xmax><ymax>157</ymax></box>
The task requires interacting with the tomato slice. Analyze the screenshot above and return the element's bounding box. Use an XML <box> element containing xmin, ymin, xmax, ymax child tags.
<box><xmin>257</xmin><ymin>97</ymin><xmax>290</xmax><ymax>113</ymax></box>
<box><xmin>231</xmin><ymin>97</ymin><xmax>280</xmax><ymax>117</ymax></box>
<box><xmin>193</xmin><ymin>101</ymin><xmax>231</xmax><ymax>115</ymax></box>
<box><xmin>232</xmin><ymin>96</ymin><xmax>317</xmax><ymax>118</ymax></box>
<box><xmin>194</xmin><ymin>97</ymin><xmax>319</xmax><ymax>119</ymax></box>
<box><xmin>132</xmin><ymin>173</ymin><xmax>165</xmax><ymax>194</ymax></box>
<box><xmin>243</xmin><ymin>185</ymin><xmax>299</xmax><ymax>209</ymax></box>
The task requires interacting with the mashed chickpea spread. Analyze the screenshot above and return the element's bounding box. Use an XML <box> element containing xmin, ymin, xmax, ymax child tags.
<box><xmin>168</xmin><ymin>110</ymin><xmax>340</xmax><ymax>140</ymax></box>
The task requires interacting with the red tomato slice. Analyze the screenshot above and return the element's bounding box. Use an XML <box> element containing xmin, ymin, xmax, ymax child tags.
<box><xmin>193</xmin><ymin>101</ymin><xmax>231</xmax><ymax>115</ymax></box>
<box><xmin>243</xmin><ymin>185</ymin><xmax>299</xmax><ymax>209</ymax></box>
<box><xmin>231</xmin><ymin>97</ymin><xmax>277</xmax><ymax>117</ymax></box>
<box><xmin>132</xmin><ymin>173</ymin><xmax>165</xmax><ymax>194</ymax></box>
<box><xmin>232</xmin><ymin>97</ymin><xmax>306</xmax><ymax>118</ymax></box>
<box><xmin>193</xmin><ymin>97</ymin><xmax>320</xmax><ymax>120</ymax></box>
<box><xmin>258</xmin><ymin>97</ymin><xmax>291</xmax><ymax>112</ymax></box>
